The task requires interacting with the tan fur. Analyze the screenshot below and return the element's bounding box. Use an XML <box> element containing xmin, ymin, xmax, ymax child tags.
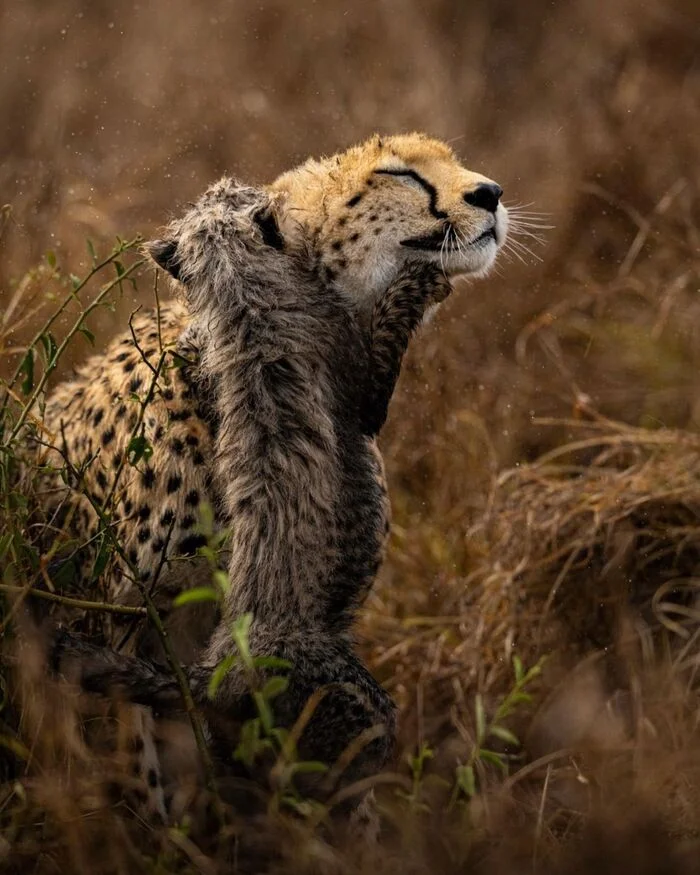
<box><xmin>271</xmin><ymin>132</ymin><xmax>508</xmax><ymax>303</ymax></box>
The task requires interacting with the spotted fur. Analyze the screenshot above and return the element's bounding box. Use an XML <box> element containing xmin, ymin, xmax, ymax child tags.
<box><xmin>39</xmin><ymin>133</ymin><xmax>507</xmax><ymax>818</ymax></box>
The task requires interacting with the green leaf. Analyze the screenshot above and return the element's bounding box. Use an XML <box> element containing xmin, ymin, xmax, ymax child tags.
<box><xmin>79</xmin><ymin>326</ymin><xmax>95</xmax><ymax>346</ymax></box>
<box><xmin>252</xmin><ymin>655</ymin><xmax>292</xmax><ymax>671</ymax></box>
<box><xmin>19</xmin><ymin>349</ymin><xmax>34</xmax><ymax>395</ymax></box>
<box><xmin>207</xmin><ymin>654</ymin><xmax>237</xmax><ymax>700</ymax></box>
<box><xmin>212</xmin><ymin>569</ymin><xmax>230</xmax><ymax>594</ymax></box>
<box><xmin>254</xmin><ymin>691</ymin><xmax>274</xmax><ymax>734</ymax></box>
<box><xmin>231</xmin><ymin>613</ymin><xmax>254</xmax><ymax>672</ymax></box>
<box><xmin>455</xmin><ymin>764</ymin><xmax>476</xmax><ymax>798</ymax></box>
<box><xmin>126</xmin><ymin>434</ymin><xmax>153</xmax><ymax>466</ymax></box>
<box><xmin>489</xmin><ymin>725</ymin><xmax>520</xmax><ymax>747</ymax></box>
<box><xmin>39</xmin><ymin>333</ymin><xmax>58</xmax><ymax>369</ymax></box>
<box><xmin>46</xmin><ymin>250</ymin><xmax>56</xmax><ymax>268</ymax></box>
<box><xmin>475</xmin><ymin>694</ymin><xmax>486</xmax><ymax>744</ymax></box>
<box><xmin>114</xmin><ymin>259</ymin><xmax>126</xmax><ymax>278</ymax></box>
<box><xmin>91</xmin><ymin>533</ymin><xmax>112</xmax><ymax>579</ymax></box>
<box><xmin>86</xmin><ymin>239</ymin><xmax>97</xmax><ymax>265</ymax></box>
<box><xmin>261</xmin><ymin>676</ymin><xmax>289</xmax><ymax>700</ymax></box>
<box><xmin>234</xmin><ymin>718</ymin><xmax>262</xmax><ymax>767</ymax></box>
<box><xmin>513</xmin><ymin>655</ymin><xmax>524</xmax><ymax>684</ymax></box>
<box><xmin>169</xmin><ymin>351</ymin><xmax>194</xmax><ymax>369</ymax></box>
<box><xmin>70</xmin><ymin>274</ymin><xmax>82</xmax><ymax>291</ymax></box>
<box><xmin>173</xmin><ymin>586</ymin><xmax>219</xmax><ymax>608</ymax></box>
<box><xmin>522</xmin><ymin>660</ymin><xmax>545</xmax><ymax>684</ymax></box>
<box><xmin>478</xmin><ymin>748</ymin><xmax>508</xmax><ymax>774</ymax></box>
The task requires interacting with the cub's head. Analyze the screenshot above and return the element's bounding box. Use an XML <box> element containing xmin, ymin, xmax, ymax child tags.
<box><xmin>270</xmin><ymin>133</ymin><xmax>508</xmax><ymax>305</ymax></box>
<box><xmin>147</xmin><ymin>178</ymin><xmax>284</xmax><ymax>286</ymax></box>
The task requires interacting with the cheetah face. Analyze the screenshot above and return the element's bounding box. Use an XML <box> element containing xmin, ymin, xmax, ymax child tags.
<box><xmin>270</xmin><ymin>133</ymin><xmax>508</xmax><ymax>307</ymax></box>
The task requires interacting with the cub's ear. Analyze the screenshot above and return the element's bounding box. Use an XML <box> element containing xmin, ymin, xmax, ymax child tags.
<box><xmin>252</xmin><ymin>205</ymin><xmax>285</xmax><ymax>250</ymax></box>
<box><xmin>145</xmin><ymin>237</ymin><xmax>181</xmax><ymax>280</ymax></box>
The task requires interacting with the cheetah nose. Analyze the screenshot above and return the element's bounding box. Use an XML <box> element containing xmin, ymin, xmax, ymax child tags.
<box><xmin>463</xmin><ymin>183</ymin><xmax>503</xmax><ymax>214</ymax></box>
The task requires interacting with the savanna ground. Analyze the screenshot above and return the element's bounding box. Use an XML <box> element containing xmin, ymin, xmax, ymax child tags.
<box><xmin>2</xmin><ymin>0</ymin><xmax>700</xmax><ymax>871</ymax></box>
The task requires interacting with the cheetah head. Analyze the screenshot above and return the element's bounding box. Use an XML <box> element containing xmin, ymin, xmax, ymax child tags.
<box><xmin>269</xmin><ymin>133</ymin><xmax>508</xmax><ymax>306</ymax></box>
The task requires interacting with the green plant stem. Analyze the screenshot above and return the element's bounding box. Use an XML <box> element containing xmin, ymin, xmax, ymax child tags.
<box><xmin>6</xmin><ymin>257</ymin><xmax>146</xmax><ymax>443</ymax></box>
<box><xmin>3</xmin><ymin>237</ymin><xmax>142</xmax><ymax>397</ymax></box>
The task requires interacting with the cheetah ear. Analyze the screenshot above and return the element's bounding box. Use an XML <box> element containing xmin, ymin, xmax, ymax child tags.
<box><xmin>146</xmin><ymin>237</ymin><xmax>181</xmax><ymax>280</ymax></box>
<box><xmin>252</xmin><ymin>205</ymin><xmax>285</xmax><ymax>251</ymax></box>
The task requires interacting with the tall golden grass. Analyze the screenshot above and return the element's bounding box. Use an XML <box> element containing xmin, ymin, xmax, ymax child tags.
<box><xmin>2</xmin><ymin>0</ymin><xmax>700</xmax><ymax>871</ymax></box>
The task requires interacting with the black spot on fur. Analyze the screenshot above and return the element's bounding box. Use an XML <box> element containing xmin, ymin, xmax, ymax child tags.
<box><xmin>349</xmin><ymin>232</ymin><xmax>360</xmax><ymax>242</ymax></box>
<box><xmin>170</xmin><ymin>410</ymin><xmax>191</xmax><ymax>422</ymax></box>
<box><xmin>192</xmin><ymin>451</ymin><xmax>205</xmax><ymax>466</ymax></box>
<box><xmin>166</xmin><ymin>474</ymin><xmax>182</xmax><ymax>494</ymax></box>
<box><xmin>137</xmin><ymin>505</ymin><xmax>151</xmax><ymax>522</ymax></box>
<box><xmin>101</xmin><ymin>427</ymin><xmax>115</xmax><ymax>446</ymax></box>
<box><xmin>178</xmin><ymin>534</ymin><xmax>207</xmax><ymax>556</ymax></box>
<box><xmin>331</xmin><ymin>240</ymin><xmax>343</xmax><ymax>251</ymax></box>
<box><xmin>96</xmin><ymin>470</ymin><xmax>108</xmax><ymax>490</ymax></box>
<box><xmin>142</xmin><ymin>467</ymin><xmax>156</xmax><ymax>489</ymax></box>
<box><xmin>346</xmin><ymin>193</ymin><xmax>363</xmax><ymax>208</ymax></box>
<box><xmin>129</xmin><ymin>377</ymin><xmax>142</xmax><ymax>393</ymax></box>
<box><xmin>116</xmin><ymin>404</ymin><xmax>127</xmax><ymax>419</ymax></box>
<box><xmin>160</xmin><ymin>509</ymin><xmax>175</xmax><ymax>527</ymax></box>
<box><xmin>151</xmin><ymin>538</ymin><xmax>165</xmax><ymax>553</ymax></box>
<box><xmin>147</xmin><ymin>768</ymin><xmax>159</xmax><ymax>788</ymax></box>
<box><xmin>123</xmin><ymin>361</ymin><xmax>136</xmax><ymax>374</ymax></box>
<box><xmin>171</xmin><ymin>438</ymin><xmax>184</xmax><ymax>455</ymax></box>
<box><xmin>93</xmin><ymin>409</ymin><xmax>104</xmax><ymax>427</ymax></box>
<box><xmin>181</xmin><ymin>514</ymin><xmax>196</xmax><ymax>530</ymax></box>
<box><xmin>184</xmin><ymin>489</ymin><xmax>199</xmax><ymax>507</ymax></box>
<box><xmin>185</xmin><ymin>434</ymin><xmax>199</xmax><ymax>447</ymax></box>
<box><xmin>162</xmin><ymin>388</ymin><xmax>174</xmax><ymax>401</ymax></box>
<box><xmin>137</xmin><ymin>527</ymin><xmax>151</xmax><ymax>544</ymax></box>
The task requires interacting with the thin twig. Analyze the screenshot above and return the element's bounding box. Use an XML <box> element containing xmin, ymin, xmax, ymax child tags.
<box><xmin>0</xmin><ymin>583</ymin><xmax>147</xmax><ymax>616</ymax></box>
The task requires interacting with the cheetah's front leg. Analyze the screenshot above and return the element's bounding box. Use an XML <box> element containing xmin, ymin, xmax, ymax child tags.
<box><xmin>363</xmin><ymin>263</ymin><xmax>451</xmax><ymax>436</ymax></box>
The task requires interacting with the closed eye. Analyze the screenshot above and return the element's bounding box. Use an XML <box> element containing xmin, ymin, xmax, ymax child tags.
<box><xmin>374</xmin><ymin>168</ymin><xmax>426</xmax><ymax>192</ymax></box>
<box><xmin>373</xmin><ymin>168</ymin><xmax>448</xmax><ymax>220</ymax></box>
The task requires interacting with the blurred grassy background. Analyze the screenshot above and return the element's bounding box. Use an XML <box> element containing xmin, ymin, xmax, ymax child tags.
<box><xmin>2</xmin><ymin>2</ymin><xmax>700</xmax><ymax>867</ymax></box>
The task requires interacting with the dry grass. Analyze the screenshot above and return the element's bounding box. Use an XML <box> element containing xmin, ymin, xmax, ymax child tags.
<box><xmin>3</xmin><ymin>0</ymin><xmax>700</xmax><ymax>871</ymax></box>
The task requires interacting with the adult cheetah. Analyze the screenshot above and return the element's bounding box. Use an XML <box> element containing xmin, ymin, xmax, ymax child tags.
<box><xmin>39</xmin><ymin>134</ymin><xmax>508</xmax><ymax>818</ymax></box>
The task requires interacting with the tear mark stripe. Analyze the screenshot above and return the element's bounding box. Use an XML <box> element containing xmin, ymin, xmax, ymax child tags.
<box><xmin>373</xmin><ymin>168</ymin><xmax>448</xmax><ymax>220</ymax></box>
